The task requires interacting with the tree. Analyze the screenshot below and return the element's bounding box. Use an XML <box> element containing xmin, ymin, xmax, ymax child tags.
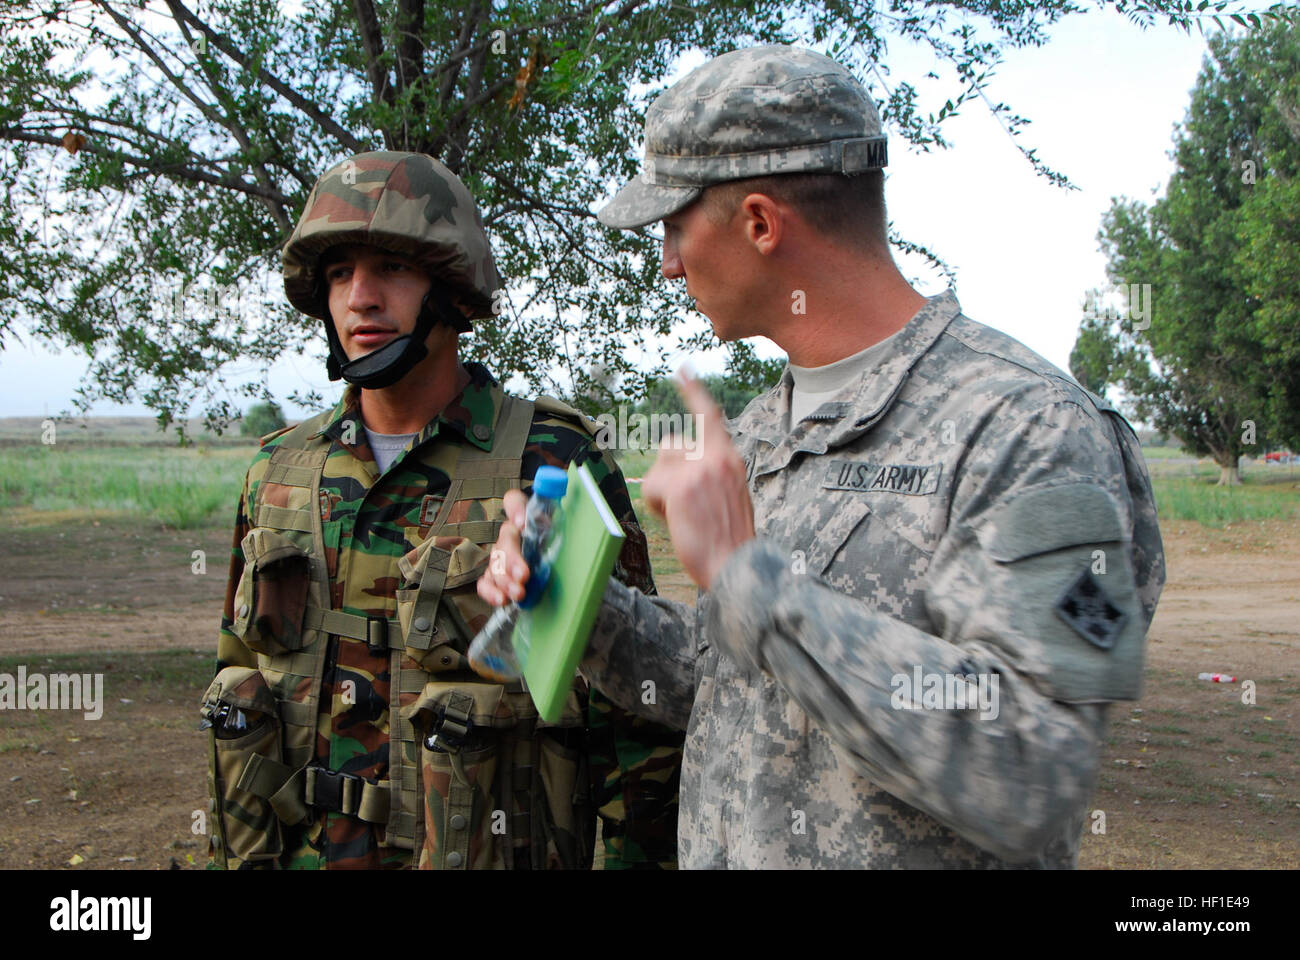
<box><xmin>722</xmin><ymin>340</ymin><xmax>786</xmax><ymax>400</ymax></box>
<box><xmin>239</xmin><ymin>399</ymin><xmax>286</xmax><ymax>437</ymax></box>
<box><xmin>630</xmin><ymin>342</ymin><xmax>786</xmax><ymax>422</ymax></box>
<box><xmin>1233</xmin><ymin>18</ymin><xmax>1300</xmax><ymax>451</ymax></box>
<box><xmin>1070</xmin><ymin>12</ymin><xmax>1300</xmax><ymax>485</ymax></box>
<box><xmin>632</xmin><ymin>372</ymin><xmax>757</xmax><ymax>421</ymax></box>
<box><xmin>1067</xmin><ymin>310</ymin><xmax>1120</xmax><ymax>396</ymax></box>
<box><xmin>3</xmin><ymin>0</ymin><xmax>1290</xmax><ymax>436</ymax></box>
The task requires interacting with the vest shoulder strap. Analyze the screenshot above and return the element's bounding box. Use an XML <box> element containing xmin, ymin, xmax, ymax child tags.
<box><xmin>491</xmin><ymin>393</ymin><xmax>535</xmax><ymax>463</ymax></box>
<box><xmin>263</xmin><ymin>409</ymin><xmax>335</xmax><ymax>453</ymax></box>
<box><xmin>532</xmin><ymin>394</ymin><xmax>602</xmax><ymax>439</ymax></box>
<box><xmin>259</xmin><ymin>423</ymin><xmax>295</xmax><ymax>447</ymax></box>
<box><xmin>451</xmin><ymin>394</ymin><xmax>534</xmax><ymax>478</ymax></box>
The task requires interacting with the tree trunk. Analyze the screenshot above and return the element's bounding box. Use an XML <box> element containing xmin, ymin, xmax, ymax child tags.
<box><xmin>1216</xmin><ymin>464</ymin><xmax>1242</xmax><ymax>486</ymax></box>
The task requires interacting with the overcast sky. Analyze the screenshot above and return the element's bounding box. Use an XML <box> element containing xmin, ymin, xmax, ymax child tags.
<box><xmin>0</xmin><ymin>11</ymin><xmax>1216</xmax><ymax>420</ymax></box>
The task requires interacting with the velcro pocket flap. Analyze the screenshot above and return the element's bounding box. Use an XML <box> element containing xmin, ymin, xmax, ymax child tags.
<box><xmin>445</xmin><ymin>543</ymin><xmax>491</xmax><ymax>589</ymax></box>
<box><xmin>976</xmin><ymin>483</ymin><xmax>1127</xmax><ymax>563</ymax></box>
<box><xmin>398</xmin><ymin>537</ymin><xmax>490</xmax><ymax>592</ymax></box>
<box><xmin>401</xmin><ymin>681</ymin><xmax>518</xmax><ymax>731</ymax></box>
<box><xmin>397</xmin><ymin>544</ymin><xmax>428</xmax><ymax>583</ymax></box>
<box><xmin>203</xmin><ymin>666</ymin><xmax>277</xmax><ymax>716</ymax></box>
<box><xmin>243</xmin><ymin>527</ymin><xmax>310</xmax><ymax>568</ymax></box>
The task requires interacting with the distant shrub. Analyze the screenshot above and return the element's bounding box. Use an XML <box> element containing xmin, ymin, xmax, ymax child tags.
<box><xmin>240</xmin><ymin>402</ymin><xmax>287</xmax><ymax>438</ymax></box>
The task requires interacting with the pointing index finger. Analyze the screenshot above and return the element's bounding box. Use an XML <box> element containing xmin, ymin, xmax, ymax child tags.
<box><xmin>674</xmin><ymin>366</ymin><xmax>726</xmax><ymax>438</ymax></box>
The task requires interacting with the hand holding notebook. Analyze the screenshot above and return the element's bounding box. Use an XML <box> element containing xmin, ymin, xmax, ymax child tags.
<box><xmin>472</xmin><ymin>460</ymin><xmax>625</xmax><ymax>722</ymax></box>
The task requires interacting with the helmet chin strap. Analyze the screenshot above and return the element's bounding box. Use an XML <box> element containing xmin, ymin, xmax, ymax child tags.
<box><xmin>325</xmin><ymin>287</ymin><xmax>467</xmax><ymax>389</ymax></box>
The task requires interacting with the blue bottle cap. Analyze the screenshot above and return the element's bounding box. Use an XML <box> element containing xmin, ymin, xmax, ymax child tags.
<box><xmin>532</xmin><ymin>465</ymin><xmax>568</xmax><ymax>500</ymax></box>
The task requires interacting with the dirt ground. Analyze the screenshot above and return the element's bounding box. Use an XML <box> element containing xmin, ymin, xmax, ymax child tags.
<box><xmin>0</xmin><ymin>513</ymin><xmax>1295</xmax><ymax>869</ymax></box>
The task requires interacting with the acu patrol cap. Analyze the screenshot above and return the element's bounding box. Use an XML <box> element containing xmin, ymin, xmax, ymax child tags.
<box><xmin>598</xmin><ymin>45</ymin><xmax>887</xmax><ymax>230</ymax></box>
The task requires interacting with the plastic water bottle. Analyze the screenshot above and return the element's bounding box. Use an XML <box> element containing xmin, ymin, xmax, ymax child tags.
<box><xmin>468</xmin><ymin>465</ymin><xmax>568</xmax><ymax>681</ymax></box>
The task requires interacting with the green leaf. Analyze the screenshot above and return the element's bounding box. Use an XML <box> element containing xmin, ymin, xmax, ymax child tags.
<box><xmin>1</xmin><ymin>0</ymin><xmax>1189</xmax><ymax>429</ymax></box>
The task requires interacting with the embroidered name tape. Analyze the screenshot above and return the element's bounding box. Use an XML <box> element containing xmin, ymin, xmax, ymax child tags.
<box><xmin>823</xmin><ymin>460</ymin><xmax>942</xmax><ymax>496</ymax></box>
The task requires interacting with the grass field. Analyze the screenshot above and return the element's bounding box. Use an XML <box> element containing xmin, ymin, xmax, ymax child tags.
<box><xmin>4</xmin><ymin>438</ymin><xmax>1297</xmax><ymax>534</ymax></box>
<box><xmin>0</xmin><ymin>415</ymin><xmax>250</xmax><ymax>447</ymax></box>
<box><xmin>1141</xmin><ymin>445</ymin><xmax>1193</xmax><ymax>460</ymax></box>
<box><xmin>1143</xmin><ymin>449</ymin><xmax>1300</xmax><ymax>526</ymax></box>
<box><xmin>1152</xmin><ymin>475</ymin><xmax>1300</xmax><ymax>526</ymax></box>
<box><xmin>0</xmin><ymin>443</ymin><xmax>253</xmax><ymax>529</ymax></box>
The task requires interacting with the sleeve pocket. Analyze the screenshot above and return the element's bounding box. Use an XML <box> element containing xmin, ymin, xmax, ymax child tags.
<box><xmin>970</xmin><ymin>483</ymin><xmax>1144</xmax><ymax>703</ymax></box>
<box><xmin>976</xmin><ymin>483</ymin><xmax>1127</xmax><ymax>562</ymax></box>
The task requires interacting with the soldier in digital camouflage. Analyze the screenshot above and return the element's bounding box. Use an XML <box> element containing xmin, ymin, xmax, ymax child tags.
<box><xmin>203</xmin><ymin>150</ymin><xmax>682</xmax><ymax>870</ymax></box>
<box><xmin>479</xmin><ymin>46</ymin><xmax>1166</xmax><ymax>868</ymax></box>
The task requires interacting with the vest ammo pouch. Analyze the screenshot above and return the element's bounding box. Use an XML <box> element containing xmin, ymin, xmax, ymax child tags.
<box><xmin>232</xmin><ymin>528</ymin><xmax>313</xmax><ymax>657</ymax></box>
<box><xmin>395</xmin><ymin>534</ymin><xmax>497</xmax><ymax>673</ymax></box>
<box><xmin>202</xmin><ymin>667</ymin><xmax>284</xmax><ymax>868</ymax></box>
<box><xmin>402</xmin><ymin>679</ymin><xmax>591</xmax><ymax>870</ymax></box>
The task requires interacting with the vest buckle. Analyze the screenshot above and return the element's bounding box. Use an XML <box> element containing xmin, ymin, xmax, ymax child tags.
<box><xmin>307</xmin><ymin>764</ymin><xmax>379</xmax><ymax>819</ymax></box>
<box><xmin>366</xmin><ymin>616</ymin><xmax>388</xmax><ymax>656</ymax></box>
<box><xmin>309</xmin><ymin>766</ymin><xmax>350</xmax><ymax>814</ymax></box>
<box><xmin>423</xmin><ymin>707</ymin><xmax>474</xmax><ymax>754</ymax></box>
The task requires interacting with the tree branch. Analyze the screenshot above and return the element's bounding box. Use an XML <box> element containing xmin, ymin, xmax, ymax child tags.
<box><xmin>90</xmin><ymin>1</ymin><xmax>224</xmax><ymax>129</ymax></box>
<box><xmin>429</xmin><ymin>76</ymin><xmax>512</xmax><ymax>160</ymax></box>
<box><xmin>396</xmin><ymin>0</ymin><xmax>427</xmax><ymax>95</ymax></box>
<box><xmin>505</xmin><ymin>178</ymin><xmax>642</xmax><ymax>286</ymax></box>
<box><xmin>0</xmin><ymin>127</ymin><xmax>294</xmax><ymax>206</ymax></box>
<box><xmin>494</xmin><ymin>174</ymin><xmax>600</xmax><ymax>221</ymax></box>
<box><xmin>393</xmin><ymin>0</ymin><xmax>427</xmax><ymax>150</ymax></box>
<box><xmin>436</xmin><ymin>0</ymin><xmax>482</xmax><ymax>109</ymax></box>
<box><xmin>424</xmin><ymin>0</ymin><xmax>646</xmax><ymax>79</ymax></box>
<box><xmin>353</xmin><ymin>0</ymin><xmax>396</xmax><ymax>148</ymax></box>
<box><xmin>164</xmin><ymin>1</ymin><xmax>292</xmax><ymax>232</ymax></box>
<box><xmin>162</xmin><ymin>0</ymin><xmax>368</xmax><ymax>154</ymax></box>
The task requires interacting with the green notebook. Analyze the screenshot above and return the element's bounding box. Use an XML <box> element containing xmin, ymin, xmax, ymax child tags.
<box><xmin>514</xmin><ymin>460</ymin><xmax>625</xmax><ymax>722</ymax></box>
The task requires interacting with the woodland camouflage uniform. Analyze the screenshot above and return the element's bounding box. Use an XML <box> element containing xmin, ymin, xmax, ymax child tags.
<box><xmin>203</xmin><ymin>151</ymin><xmax>681</xmax><ymax>869</ymax></box>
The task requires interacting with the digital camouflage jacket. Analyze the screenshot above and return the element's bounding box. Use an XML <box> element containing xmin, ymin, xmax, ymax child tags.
<box><xmin>580</xmin><ymin>291</ymin><xmax>1165</xmax><ymax>869</ymax></box>
<box><xmin>209</xmin><ymin>362</ymin><xmax>682</xmax><ymax>869</ymax></box>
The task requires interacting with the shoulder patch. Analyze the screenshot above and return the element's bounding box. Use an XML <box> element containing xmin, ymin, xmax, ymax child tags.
<box><xmin>533</xmin><ymin>394</ymin><xmax>602</xmax><ymax>438</ymax></box>
<box><xmin>1056</xmin><ymin>568</ymin><xmax>1129</xmax><ymax>650</ymax></box>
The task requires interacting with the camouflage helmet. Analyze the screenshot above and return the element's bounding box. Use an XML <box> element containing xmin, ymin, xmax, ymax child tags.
<box><xmin>282</xmin><ymin>151</ymin><xmax>501</xmax><ymax>324</ymax></box>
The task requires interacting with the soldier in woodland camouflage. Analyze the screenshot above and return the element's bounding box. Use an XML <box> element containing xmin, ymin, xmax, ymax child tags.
<box><xmin>205</xmin><ymin>151</ymin><xmax>682</xmax><ymax>869</ymax></box>
<box><xmin>479</xmin><ymin>47</ymin><xmax>1165</xmax><ymax>868</ymax></box>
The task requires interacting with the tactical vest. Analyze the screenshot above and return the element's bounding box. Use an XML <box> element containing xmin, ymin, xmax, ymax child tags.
<box><xmin>203</xmin><ymin>394</ymin><xmax>595</xmax><ymax>869</ymax></box>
